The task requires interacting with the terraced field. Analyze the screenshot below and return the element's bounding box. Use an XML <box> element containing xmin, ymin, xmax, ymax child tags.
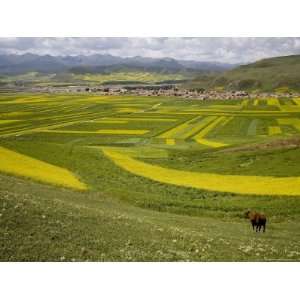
<box><xmin>1</xmin><ymin>93</ymin><xmax>300</xmax><ymax>261</ymax></box>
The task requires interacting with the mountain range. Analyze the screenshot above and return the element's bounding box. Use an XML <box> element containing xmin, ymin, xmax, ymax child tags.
<box><xmin>0</xmin><ymin>53</ymin><xmax>235</xmax><ymax>75</ymax></box>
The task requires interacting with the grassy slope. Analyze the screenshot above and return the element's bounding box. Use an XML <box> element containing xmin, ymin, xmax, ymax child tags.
<box><xmin>186</xmin><ymin>55</ymin><xmax>300</xmax><ymax>92</ymax></box>
<box><xmin>1</xmin><ymin>173</ymin><xmax>300</xmax><ymax>262</ymax></box>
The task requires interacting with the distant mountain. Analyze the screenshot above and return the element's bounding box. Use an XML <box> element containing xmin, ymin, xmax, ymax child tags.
<box><xmin>0</xmin><ymin>53</ymin><xmax>235</xmax><ymax>75</ymax></box>
<box><xmin>201</xmin><ymin>54</ymin><xmax>300</xmax><ymax>92</ymax></box>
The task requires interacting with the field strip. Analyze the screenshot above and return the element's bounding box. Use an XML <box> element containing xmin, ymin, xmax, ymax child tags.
<box><xmin>200</xmin><ymin>105</ymin><xmax>241</xmax><ymax>111</ymax></box>
<box><xmin>293</xmin><ymin>98</ymin><xmax>300</xmax><ymax>106</ymax></box>
<box><xmin>158</xmin><ymin>116</ymin><xmax>201</xmax><ymax>139</ymax></box>
<box><xmin>0</xmin><ymin>120</ymin><xmax>20</xmax><ymax>125</ymax></box>
<box><xmin>242</xmin><ymin>100</ymin><xmax>249</xmax><ymax>107</ymax></box>
<box><xmin>142</xmin><ymin>102</ymin><xmax>162</xmax><ymax>112</ymax></box>
<box><xmin>118</xmin><ymin>108</ymin><xmax>141</xmax><ymax>113</ymax></box>
<box><xmin>39</xmin><ymin>129</ymin><xmax>149</xmax><ymax>135</ymax></box>
<box><xmin>254</xmin><ymin>99</ymin><xmax>259</xmax><ymax>106</ymax></box>
<box><xmin>151</xmin><ymin>109</ymin><xmax>290</xmax><ymax>116</ymax></box>
<box><xmin>267</xmin><ymin>98</ymin><xmax>281</xmax><ymax>107</ymax></box>
<box><xmin>268</xmin><ymin>126</ymin><xmax>282</xmax><ymax>135</ymax></box>
<box><xmin>0</xmin><ymin>146</ymin><xmax>86</xmax><ymax>190</ymax></box>
<box><xmin>0</xmin><ymin>112</ymin><xmax>32</xmax><ymax>118</ymax></box>
<box><xmin>193</xmin><ymin>116</ymin><xmax>228</xmax><ymax>147</ymax></box>
<box><xmin>97</xmin><ymin>129</ymin><xmax>148</xmax><ymax>134</ymax></box>
<box><xmin>194</xmin><ymin>138</ymin><xmax>228</xmax><ymax>148</ymax></box>
<box><xmin>0</xmin><ymin>113</ymin><xmax>115</xmax><ymax>138</ymax></box>
<box><xmin>166</xmin><ymin>138</ymin><xmax>176</xmax><ymax>145</ymax></box>
<box><xmin>0</xmin><ymin>98</ymin><xmax>51</xmax><ymax>104</ymax></box>
<box><xmin>247</xmin><ymin>119</ymin><xmax>258</xmax><ymax>136</ymax></box>
<box><xmin>103</xmin><ymin>148</ymin><xmax>300</xmax><ymax>196</ymax></box>
<box><xmin>277</xmin><ymin>118</ymin><xmax>300</xmax><ymax>131</ymax></box>
<box><xmin>102</xmin><ymin>117</ymin><xmax>177</xmax><ymax>122</ymax></box>
<box><xmin>277</xmin><ymin>105</ymin><xmax>300</xmax><ymax>112</ymax></box>
<box><xmin>88</xmin><ymin>120</ymin><xmax>128</xmax><ymax>124</ymax></box>
<box><xmin>149</xmin><ymin>111</ymin><xmax>200</xmax><ymax>115</ymax></box>
<box><xmin>112</xmin><ymin>104</ymin><xmax>146</xmax><ymax>107</ymax></box>
<box><xmin>237</xmin><ymin>110</ymin><xmax>290</xmax><ymax>115</ymax></box>
<box><xmin>180</xmin><ymin>116</ymin><xmax>217</xmax><ymax>139</ymax></box>
<box><xmin>221</xmin><ymin>116</ymin><xmax>234</xmax><ymax>126</ymax></box>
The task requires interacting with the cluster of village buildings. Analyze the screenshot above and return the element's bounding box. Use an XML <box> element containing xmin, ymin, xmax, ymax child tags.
<box><xmin>2</xmin><ymin>84</ymin><xmax>299</xmax><ymax>100</ymax></box>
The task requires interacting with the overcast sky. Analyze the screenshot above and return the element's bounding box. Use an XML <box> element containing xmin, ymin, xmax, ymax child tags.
<box><xmin>0</xmin><ymin>37</ymin><xmax>300</xmax><ymax>63</ymax></box>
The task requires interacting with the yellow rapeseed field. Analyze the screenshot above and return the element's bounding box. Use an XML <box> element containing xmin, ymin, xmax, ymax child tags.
<box><xmin>0</xmin><ymin>146</ymin><xmax>87</xmax><ymax>190</ymax></box>
<box><xmin>0</xmin><ymin>120</ymin><xmax>20</xmax><ymax>125</ymax></box>
<box><xmin>180</xmin><ymin>116</ymin><xmax>216</xmax><ymax>139</ymax></box>
<box><xmin>193</xmin><ymin>116</ymin><xmax>228</xmax><ymax>147</ymax></box>
<box><xmin>268</xmin><ymin>126</ymin><xmax>282</xmax><ymax>135</ymax></box>
<box><xmin>39</xmin><ymin>129</ymin><xmax>149</xmax><ymax>135</ymax></box>
<box><xmin>0</xmin><ymin>98</ymin><xmax>50</xmax><ymax>104</ymax></box>
<box><xmin>118</xmin><ymin>108</ymin><xmax>140</xmax><ymax>113</ymax></box>
<box><xmin>241</xmin><ymin>99</ymin><xmax>249</xmax><ymax>107</ymax></box>
<box><xmin>0</xmin><ymin>112</ymin><xmax>31</xmax><ymax>117</ymax></box>
<box><xmin>97</xmin><ymin>129</ymin><xmax>149</xmax><ymax>135</ymax></box>
<box><xmin>159</xmin><ymin>118</ymin><xmax>198</xmax><ymax>139</ymax></box>
<box><xmin>91</xmin><ymin>120</ymin><xmax>128</xmax><ymax>124</ymax></box>
<box><xmin>194</xmin><ymin>138</ymin><xmax>228</xmax><ymax>148</ymax></box>
<box><xmin>103</xmin><ymin>148</ymin><xmax>300</xmax><ymax>196</ymax></box>
<box><xmin>293</xmin><ymin>98</ymin><xmax>300</xmax><ymax>106</ymax></box>
<box><xmin>201</xmin><ymin>105</ymin><xmax>240</xmax><ymax>111</ymax></box>
<box><xmin>254</xmin><ymin>99</ymin><xmax>259</xmax><ymax>106</ymax></box>
<box><xmin>158</xmin><ymin>116</ymin><xmax>212</xmax><ymax>139</ymax></box>
<box><xmin>277</xmin><ymin>118</ymin><xmax>300</xmax><ymax>131</ymax></box>
<box><xmin>102</xmin><ymin>117</ymin><xmax>177</xmax><ymax>122</ymax></box>
<box><xmin>267</xmin><ymin>98</ymin><xmax>280</xmax><ymax>106</ymax></box>
<box><xmin>166</xmin><ymin>138</ymin><xmax>175</xmax><ymax>145</ymax></box>
<box><xmin>221</xmin><ymin>116</ymin><xmax>234</xmax><ymax>126</ymax></box>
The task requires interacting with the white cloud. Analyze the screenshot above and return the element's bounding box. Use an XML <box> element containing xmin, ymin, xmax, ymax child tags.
<box><xmin>0</xmin><ymin>37</ymin><xmax>300</xmax><ymax>63</ymax></box>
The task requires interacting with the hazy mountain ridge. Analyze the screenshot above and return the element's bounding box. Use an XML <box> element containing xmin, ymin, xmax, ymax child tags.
<box><xmin>0</xmin><ymin>53</ymin><xmax>235</xmax><ymax>75</ymax></box>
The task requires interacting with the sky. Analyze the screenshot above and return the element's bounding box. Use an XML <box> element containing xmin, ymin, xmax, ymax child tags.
<box><xmin>0</xmin><ymin>37</ymin><xmax>300</xmax><ymax>64</ymax></box>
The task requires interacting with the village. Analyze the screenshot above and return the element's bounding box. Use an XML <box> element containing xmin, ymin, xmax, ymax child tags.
<box><xmin>2</xmin><ymin>83</ymin><xmax>299</xmax><ymax>100</ymax></box>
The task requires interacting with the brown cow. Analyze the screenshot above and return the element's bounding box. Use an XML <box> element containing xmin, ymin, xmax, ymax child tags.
<box><xmin>245</xmin><ymin>211</ymin><xmax>267</xmax><ymax>233</ymax></box>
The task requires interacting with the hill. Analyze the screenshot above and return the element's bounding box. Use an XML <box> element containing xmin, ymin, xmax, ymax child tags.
<box><xmin>187</xmin><ymin>55</ymin><xmax>300</xmax><ymax>92</ymax></box>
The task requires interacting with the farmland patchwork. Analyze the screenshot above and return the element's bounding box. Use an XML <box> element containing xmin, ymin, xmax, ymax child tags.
<box><xmin>1</xmin><ymin>94</ymin><xmax>300</xmax><ymax>196</ymax></box>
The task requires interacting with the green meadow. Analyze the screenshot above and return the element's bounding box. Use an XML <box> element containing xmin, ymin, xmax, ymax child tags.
<box><xmin>0</xmin><ymin>93</ymin><xmax>300</xmax><ymax>261</ymax></box>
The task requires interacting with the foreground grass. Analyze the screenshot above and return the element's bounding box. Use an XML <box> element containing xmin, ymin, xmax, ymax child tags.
<box><xmin>1</xmin><ymin>174</ymin><xmax>300</xmax><ymax>261</ymax></box>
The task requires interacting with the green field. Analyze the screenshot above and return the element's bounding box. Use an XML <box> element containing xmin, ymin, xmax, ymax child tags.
<box><xmin>1</xmin><ymin>93</ymin><xmax>300</xmax><ymax>261</ymax></box>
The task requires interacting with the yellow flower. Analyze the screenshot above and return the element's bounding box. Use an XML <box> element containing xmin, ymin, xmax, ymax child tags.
<box><xmin>0</xmin><ymin>146</ymin><xmax>87</xmax><ymax>190</ymax></box>
<box><xmin>103</xmin><ymin>148</ymin><xmax>300</xmax><ymax>196</ymax></box>
<box><xmin>268</xmin><ymin>126</ymin><xmax>282</xmax><ymax>135</ymax></box>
